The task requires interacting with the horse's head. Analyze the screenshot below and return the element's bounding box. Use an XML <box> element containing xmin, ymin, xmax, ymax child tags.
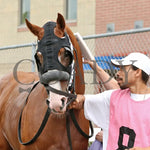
<box><xmin>26</xmin><ymin>13</ymin><xmax>84</xmax><ymax>114</ymax></box>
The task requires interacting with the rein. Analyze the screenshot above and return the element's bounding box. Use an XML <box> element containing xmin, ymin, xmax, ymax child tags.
<box><xmin>45</xmin><ymin>84</ymin><xmax>94</xmax><ymax>150</ymax></box>
<box><xmin>18</xmin><ymin>81</ymin><xmax>51</xmax><ymax>145</ymax></box>
<box><xmin>18</xmin><ymin>81</ymin><xmax>94</xmax><ymax>149</ymax></box>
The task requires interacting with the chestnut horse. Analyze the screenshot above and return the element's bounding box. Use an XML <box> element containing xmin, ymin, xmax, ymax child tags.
<box><xmin>0</xmin><ymin>13</ymin><xmax>91</xmax><ymax>150</ymax></box>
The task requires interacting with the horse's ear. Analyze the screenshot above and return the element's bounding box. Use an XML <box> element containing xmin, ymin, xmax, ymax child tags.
<box><xmin>56</xmin><ymin>13</ymin><xmax>66</xmax><ymax>32</ymax></box>
<box><xmin>25</xmin><ymin>19</ymin><xmax>44</xmax><ymax>40</ymax></box>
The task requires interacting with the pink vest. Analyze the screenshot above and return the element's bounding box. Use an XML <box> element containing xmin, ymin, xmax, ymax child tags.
<box><xmin>107</xmin><ymin>89</ymin><xmax>150</xmax><ymax>150</ymax></box>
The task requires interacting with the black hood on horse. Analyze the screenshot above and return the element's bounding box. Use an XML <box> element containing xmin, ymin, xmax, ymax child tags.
<box><xmin>35</xmin><ymin>22</ymin><xmax>73</xmax><ymax>76</ymax></box>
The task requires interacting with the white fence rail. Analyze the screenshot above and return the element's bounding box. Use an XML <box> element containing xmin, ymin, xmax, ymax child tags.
<box><xmin>1</xmin><ymin>28</ymin><xmax>150</xmax><ymax>94</ymax></box>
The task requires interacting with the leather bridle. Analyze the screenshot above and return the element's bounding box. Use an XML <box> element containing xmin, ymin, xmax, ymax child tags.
<box><xmin>18</xmin><ymin>81</ymin><xmax>94</xmax><ymax>150</ymax></box>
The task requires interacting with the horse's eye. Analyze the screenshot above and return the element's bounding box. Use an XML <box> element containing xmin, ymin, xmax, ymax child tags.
<box><xmin>64</xmin><ymin>50</ymin><xmax>72</xmax><ymax>58</ymax></box>
<box><xmin>64</xmin><ymin>51</ymin><xmax>69</xmax><ymax>56</ymax></box>
<box><xmin>58</xmin><ymin>48</ymin><xmax>73</xmax><ymax>67</ymax></box>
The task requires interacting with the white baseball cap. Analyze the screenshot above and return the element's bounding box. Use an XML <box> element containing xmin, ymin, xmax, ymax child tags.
<box><xmin>111</xmin><ymin>52</ymin><xmax>150</xmax><ymax>75</ymax></box>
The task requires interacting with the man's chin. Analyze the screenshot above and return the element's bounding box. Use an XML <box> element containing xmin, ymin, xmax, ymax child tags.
<box><xmin>119</xmin><ymin>84</ymin><xmax>128</xmax><ymax>90</ymax></box>
<box><xmin>117</xmin><ymin>81</ymin><xmax>128</xmax><ymax>89</ymax></box>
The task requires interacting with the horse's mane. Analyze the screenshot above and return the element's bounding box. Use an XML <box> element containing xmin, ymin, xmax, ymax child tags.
<box><xmin>66</xmin><ymin>26</ymin><xmax>85</xmax><ymax>94</ymax></box>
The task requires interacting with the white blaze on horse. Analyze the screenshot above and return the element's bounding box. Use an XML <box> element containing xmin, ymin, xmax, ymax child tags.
<box><xmin>0</xmin><ymin>13</ymin><xmax>93</xmax><ymax>150</ymax></box>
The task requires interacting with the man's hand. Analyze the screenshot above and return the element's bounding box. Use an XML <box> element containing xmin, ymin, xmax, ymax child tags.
<box><xmin>69</xmin><ymin>95</ymin><xmax>85</xmax><ymax>109</ymax></box>
<box><xmin>83</xmin><ymin>59</ymin><xmax>96</xmax><ymax>70</ymax></box>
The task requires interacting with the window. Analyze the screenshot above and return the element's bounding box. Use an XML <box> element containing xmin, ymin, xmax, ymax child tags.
<box><xmin>66</xmin><ymin>0</ymin><xmax>77</xmax><ymax>20</ymax></box>
<box><xmin>107</xmin><ymin>23</ymin><xmax>115</xmax><ymax>33</ymax></box>
<box><xmin>20</xmin><ymin>0</ymin><xmax>30</xmax><ymax>25</ymax></box>
<box><xmin>134</xmin><ymin>20</ymin><xmax>143</xmax><ymax>29</ymax></box>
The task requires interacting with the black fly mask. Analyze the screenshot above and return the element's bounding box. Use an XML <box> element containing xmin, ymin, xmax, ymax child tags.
<box><xmin>35</xmin><ymin>22</ymin><xmax>74</xmax><ymax>85</ymax></box>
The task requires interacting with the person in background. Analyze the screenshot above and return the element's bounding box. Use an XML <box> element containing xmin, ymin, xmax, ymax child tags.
<box><xmin>71</xmin><ymin>52</ymin><xmax>150</xmax><ymax>150</ymax></box>
<box><xmin>89</xmin><ymin>130</ymin><xmax>103</xmax><ymax>150</ymax></box>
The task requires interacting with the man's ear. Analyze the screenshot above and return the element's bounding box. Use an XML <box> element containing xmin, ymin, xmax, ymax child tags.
<box><xmin>135</xmin><ymin>68</ymin><xmax>142</xmax><ymax>78</ymax></box>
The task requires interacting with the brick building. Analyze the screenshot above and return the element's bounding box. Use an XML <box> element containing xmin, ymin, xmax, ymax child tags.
<box><xmin>96</xmin><ymin>0</ymin><xmax>150</xmax><ymax>33</ymax></box>
<box><xmin>93</xmin><ymin>0</ymin><xmax>150</xmax><ymax>57</ymax></box>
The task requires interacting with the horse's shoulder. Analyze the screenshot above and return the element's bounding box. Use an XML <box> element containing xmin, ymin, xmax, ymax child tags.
<box><xmin>0</xmin><ymin>72</ymin><xmax>39</xmax><ymax>87</ymax></box>
<box><xmin>15</xmin><ymin>71</ymin><xmax>39</xmax><ymax>81</ymax></box>
<box><xmin>0</xmin><ymin>72</ymin><xmax>14</xmax><ymax>91</ymax></box>
<box><xmin>0</xmin><ymin>71</ymin><xmax>39</xmax><ymax>103</ymax></box>
<box><xmin>0</xmin><ymin>72</ymin><xmax>40</xmax><ymax>120</ymax></box>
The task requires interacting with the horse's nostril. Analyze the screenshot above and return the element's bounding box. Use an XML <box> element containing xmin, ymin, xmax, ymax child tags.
<box><xmin>60</xmin><ymin>98</ymin><xmax>65</xmax><ymax>110</ymax></box>
<box><xmin>61</xmin><ymin>99</ymin><xmax>65</xmax><ymax>105</ymax></box>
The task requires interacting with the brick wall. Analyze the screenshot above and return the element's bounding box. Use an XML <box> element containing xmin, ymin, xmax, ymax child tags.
<box><xmin>96</xmin><ymin>0</ymin><xmax>150</xmax><ymax>34</ymax></box>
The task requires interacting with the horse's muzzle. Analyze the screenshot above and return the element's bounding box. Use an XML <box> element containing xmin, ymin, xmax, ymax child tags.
<box><xmin>48</xmin><ymin>92</ymin><xmax>68</xmax><ymax>113</ymax></box>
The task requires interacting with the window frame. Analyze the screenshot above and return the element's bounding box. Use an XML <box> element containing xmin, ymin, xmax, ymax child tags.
<box><xmin>66</xmin><ymin>0</ymin><xmax>77</xmax><ymax>21</ymax></box>
<box><xmin>106</xmin><ymin>23</ymin><xmax>115</xmax><ymax>33</ymax></box>
<box><xmin>134</xmin><ymin>20</ymin><xmax>143</xmax><ymax>29</ymax></box>
<box><xmin>20</xmin><ymin>0</ymin><xmax>30</xmax><ymax>25</ymax></box>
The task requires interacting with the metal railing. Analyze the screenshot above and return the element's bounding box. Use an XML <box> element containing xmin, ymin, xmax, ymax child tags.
<box><xmin>83</xmin><ymin>28</ymin><xmax>150</xmax><ymax>94</ymax></box>
<box><xmin>1</xmin><ymin>28</ymin><xmax>150</xmax><ymax>94</ymax></box>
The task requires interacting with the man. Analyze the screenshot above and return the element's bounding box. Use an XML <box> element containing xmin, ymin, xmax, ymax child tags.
<box><xmin>71</xmin><ymin>52</ymin><xmax>150</xmax><ymax>150</ymax></box>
